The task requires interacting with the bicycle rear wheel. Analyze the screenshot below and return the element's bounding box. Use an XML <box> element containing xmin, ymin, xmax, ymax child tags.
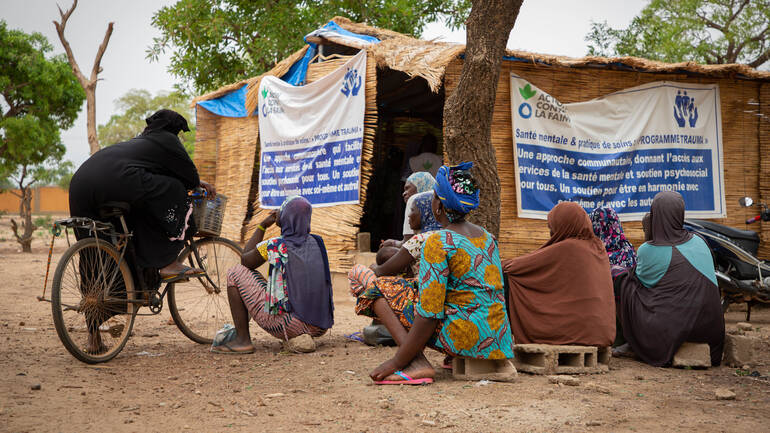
<box><xmin>51</xmin><ymin>238</ymin><xmax>137</xmax><ymax>363</ymax></box>
<box><xmin>168</xmin><ymin>237</ymin><xmax>242</xmax><ymax>344</ymax></box>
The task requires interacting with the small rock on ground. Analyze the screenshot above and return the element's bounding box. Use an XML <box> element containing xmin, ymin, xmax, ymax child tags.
<box><xmin>30</xmin><ymin>383</ymin><xmax>41</xmax><ymax>390</ymax></box>
<box><xmin>736</xmin><ymin>322</ymin><xmax>753</xmax><ymax>331</ymax></box>
<box><xmin>547</xmin><ymin>375</ymin><xmax>580</xmax><ymax>386</ymax></box>
<box><xmin>715</xmin><ymin>389</ymin><xmax>736</xmax><ymax>400</ymax></box>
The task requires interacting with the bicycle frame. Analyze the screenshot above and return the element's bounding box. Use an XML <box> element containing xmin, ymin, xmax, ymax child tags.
<box><xmin>39</xmin><ymin>215</ymin><xmax>220</xmax><ymax>312</ymax></box>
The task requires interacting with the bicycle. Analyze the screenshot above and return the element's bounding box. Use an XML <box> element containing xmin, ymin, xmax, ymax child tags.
<box><xmin>40</xmin><ymin>191</ymin><xmax>242</xmax><ymax>364</ymax></box>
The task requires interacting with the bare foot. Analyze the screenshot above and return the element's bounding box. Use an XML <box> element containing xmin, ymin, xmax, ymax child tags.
<box><xmin>381</xmin><ymin>353</ymin><xmax>435</xmax><ymax>381</ymax></box>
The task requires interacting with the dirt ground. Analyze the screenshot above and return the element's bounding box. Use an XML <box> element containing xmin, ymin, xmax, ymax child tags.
<box><xmin>1</xmin><ymin>215</ymin><xmax>770</xmax><ymax>432</ymax></box>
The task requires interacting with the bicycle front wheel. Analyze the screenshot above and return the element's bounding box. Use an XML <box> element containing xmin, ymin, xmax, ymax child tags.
<box><xmin>51</xmin><ymin>238</ymin><xmax>137</xmax><ymax>363</ymax></box>
<box><xmin>168</xmin><ymin>237</ymin><xmax>242</xmax><ymax>344</ymax></box>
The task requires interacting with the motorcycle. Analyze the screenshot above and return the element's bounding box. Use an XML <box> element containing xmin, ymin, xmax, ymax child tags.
<box><xmin>683</xmin><ymin>197</ymin><xmax>770</xmax><ymax>321</ymax></box>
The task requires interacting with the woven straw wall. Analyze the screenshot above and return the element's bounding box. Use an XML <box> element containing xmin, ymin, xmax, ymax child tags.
<box><xmin>444</xmin><ymin>59</ymin><xmax>767</xmax><ymax>259</ymax></box>
<box><xmin>193</xmin><ymin>106</ymin><xmax>219</xmax><ymax>185</ymax></box>
<box><xmin>239</xmin><ymin>54</ymin><xmax>378</xmax><ymax>272</ymax></box>
<box><xmin>760</xmin><ymin>83</ymin><xmax>770</xmax><ymax>247</ymax></box>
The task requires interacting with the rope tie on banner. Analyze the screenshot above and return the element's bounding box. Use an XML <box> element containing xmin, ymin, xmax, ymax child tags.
<box><xmin>38</xmin><ymin>222</ymin><xmax>62</xmax><ymax>302</ymax></box>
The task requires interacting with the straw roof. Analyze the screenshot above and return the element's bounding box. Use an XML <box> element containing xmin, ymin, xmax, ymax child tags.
<box><xmin>196</xmin><ymin>16</ymin><xmax>770</xmax><ymax>108</ymax></box>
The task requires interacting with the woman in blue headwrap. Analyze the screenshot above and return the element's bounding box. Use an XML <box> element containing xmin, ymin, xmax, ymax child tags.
<box><xmin>382</xmin><ymin>171</ymin><xmax>437</xmax><ymax>249</ymax></box>
<box><xmin>350</xmin><ymin>163</ymin><xmax>514</xmax><ymax>384</ymax></box>
<box><xmin>215</xmin><ymin>196</ymin><xmax>334</xmax><ymax>354</ymax></box>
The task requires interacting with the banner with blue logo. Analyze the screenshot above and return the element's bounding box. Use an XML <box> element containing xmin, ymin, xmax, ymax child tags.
<box><xmin>510</xmin><ymin>74</ymin><xmax>725</xmax><ymax>220</ymax></box>
<box><xmin>258</xmin><ymin>50</ymin><xmax>366</xmax><ymax>208</ymax></box>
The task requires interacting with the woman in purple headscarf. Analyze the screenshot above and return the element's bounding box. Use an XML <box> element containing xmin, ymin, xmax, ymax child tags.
<box><xmin>215</xmin><ymin>196</ymin><xmax>334</xmax><ymax>354</ymax></box>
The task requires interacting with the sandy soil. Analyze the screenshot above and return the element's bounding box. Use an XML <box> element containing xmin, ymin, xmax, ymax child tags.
<box><xmin>1</xmin><ymin>215</ymin><xmax>769</xmax><ymax>432</ymax></box>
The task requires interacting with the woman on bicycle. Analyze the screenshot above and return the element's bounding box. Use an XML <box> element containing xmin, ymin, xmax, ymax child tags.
<box><xmin>216</xmin><ymin>195</ymin><xmax>334</xmax><ymax>354</ymax></box>
<box><xmin>69</xmin><ymin>109</ymin><xmax>215</xmax><ymax>281</ymax></box>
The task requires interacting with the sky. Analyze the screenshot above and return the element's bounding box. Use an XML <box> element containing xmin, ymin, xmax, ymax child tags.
<box><xmin>1</xmin><ymin>0</ymin><xmax>646</xmax><ymax>168</ymax></box>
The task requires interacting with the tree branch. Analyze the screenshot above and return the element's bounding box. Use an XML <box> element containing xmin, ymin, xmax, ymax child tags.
<box><xmin>748</xmin><ymin>48</ymin><xmax>770</xmax><ymax>68</ymax></box>
<box><xmin>53</xmin><ymin>0</ymin><xmax>87</xmax><ymax>87</ymax></box>
<box><xmin>90</xmin><ymin>22</ymin><xmax>114</xmax><ymax>84</ymax></box>
<box><xmin>695</xmin><ymin>11</ymin><xmax>725</xmax><ymax>32</ymax></box>
<box><xmin>725</xmin><ymin>0</ymin><xmax>750</xmax><ymax>29</ymax></box>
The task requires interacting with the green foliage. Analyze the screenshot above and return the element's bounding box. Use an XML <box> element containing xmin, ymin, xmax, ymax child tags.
<box><xmin>33</xmin><ymin>215</ymin><xmax>53</xmax><ymax>229</ymax></box>
<box><xmin>98</xmin><ymin>89</ymin><xmax>196</xmax><ymax>155</ymax></box>
<box><xmin>148</xmin><ymin>0</ymin><xmax>470</xmax><ymax>93</ymax></box>
<box><xmin>586</xmin><ymin>0</ymin><xmax>770</xmax><ymax>68</ymax></box>
<box><xmin>0</xmin><ymin>20</ymin><xmax>85</xmax><ymax>186</ymax></box>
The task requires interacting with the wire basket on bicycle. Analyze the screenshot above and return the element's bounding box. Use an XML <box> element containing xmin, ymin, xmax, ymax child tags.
<box><xmin>192</xmin><ymin>191</ymin><xmax>227</xmax><ymax>237</ymax></box>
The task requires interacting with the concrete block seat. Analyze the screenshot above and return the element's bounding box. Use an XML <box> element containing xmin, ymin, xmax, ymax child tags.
<box><xmin>513</xmin><ymin>344</ymin><xmax>611</xmax><ymax>375</ymax></box>
<box><xmin>452</xmin><ymin>357</ymin><xmax>518</xmax><ymax>382</ymax></box>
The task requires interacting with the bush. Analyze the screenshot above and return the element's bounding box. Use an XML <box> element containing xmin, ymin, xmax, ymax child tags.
<box><xmin>33</xmin><ymin>215</ymin><xmax>54</xmax><ymax>229</ymax></box>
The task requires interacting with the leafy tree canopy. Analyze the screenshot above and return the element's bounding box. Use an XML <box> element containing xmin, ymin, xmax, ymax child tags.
<box><xmin>586</xmin><ymin>0</ymin><xmax>770</xmax><ymax>68</ymax></box>
<box><xmin>148</xmin><ymin>0</ymin><xmax>470</xmax><ymax>93</ymax></box>
<box><xmin>0</xmin><ymin>19</ymin><xmax>84</xmax><ymax>184</ymax></box>
<box><xmin>98</xmin><ymin>89</ymin><xmax>196</xmax><ymax>155</ymax></box>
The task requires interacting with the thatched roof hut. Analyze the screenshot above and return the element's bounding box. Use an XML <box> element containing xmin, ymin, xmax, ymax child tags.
<box><xmin>193</xmin><ymin>17</ymin><xmax>770</xmax><ymax>271</ymax></box>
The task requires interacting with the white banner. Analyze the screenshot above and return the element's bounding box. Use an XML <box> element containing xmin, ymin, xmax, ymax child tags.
<box><xmin>510</xmin><ymin>75</ymin><xmax>725</xmax><ymax>220</ymax></box>
<box><xmin>258</xmin><ymin>50</ymin><xmax>366</xmax><ymax>208</ymax></box>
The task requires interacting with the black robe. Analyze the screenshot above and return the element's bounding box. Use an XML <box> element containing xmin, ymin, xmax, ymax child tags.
<box><xmin>69</xmin><ymin>130</ymin><xmax>199</xmax><ymax>269</ymax></box>
<box><xmin>615</xmin><ymin>191</ymin><xmax>724</xmax><ymax>366</ymax></box>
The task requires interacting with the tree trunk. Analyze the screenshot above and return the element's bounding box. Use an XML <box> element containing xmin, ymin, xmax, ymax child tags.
<box><xmin>53</xmin><ymin>0</ymin><xmax>113</xmax><ymax>155</ymax></box>
<box><xmin>442</xmin><ymin>0</ymin><xmax>523</xmax><ymax>237</ymax></box>
<box><xmin>85</xmin><ymin>86</ymin><xmax>99</xmax><ymax>154</ymax></box>
<box><xmin>11</xmin><ymin>187</ymin><xmax>34</xmax><ymax>253</ymax></box>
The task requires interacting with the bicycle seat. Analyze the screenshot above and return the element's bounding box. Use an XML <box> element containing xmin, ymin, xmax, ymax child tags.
<box><xmin>98</xmin><ymin>201</ymin><xmax>131</xmax><ymax>219</ymax></box>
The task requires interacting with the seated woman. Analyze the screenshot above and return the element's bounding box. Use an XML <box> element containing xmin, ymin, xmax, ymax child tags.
<box><xmin>366</xmin><ymin>191</ymin><xmax>444</xmax><ymax>278</ymax></box>
<box><xmin>216</xmin><ymin>196</ymin><xmax>334</xmax><ymax>354</ymax></box>
<box><xmin>381</xmin><ymin>172</ymin><xmax>437</xmax><ymax>248</ymax></box>
<box><xmin>351</xmin><ymin>162</ymin><xmax>514</xmax><ymax>384</ymax></box>
<box><xmin>503</xmin><ymin>201</ymin><xmax>615</xmax><ymax>347</ymax></box>
<box><xmin>613</xmin><ymin>191</ymin><xmax>724</xmax><ymax>366</ymax></box>
<box><xmin>590</xmin><ymin>206</ymin><xmax>637</xmax><ymax>270</ymax></box>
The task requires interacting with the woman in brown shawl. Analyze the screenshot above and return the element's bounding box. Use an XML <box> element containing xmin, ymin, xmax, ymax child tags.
<box><xmin>613</xmin><ymin>191</ymin><xmax>724</xmax><ymax>366</ymax></box>
<box><xmin>502</xmin><ymin>201</ymin><xmax>615</xmax><ymax>346</ymax></box>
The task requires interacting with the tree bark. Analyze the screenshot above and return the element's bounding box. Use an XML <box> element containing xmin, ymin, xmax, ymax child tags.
<box><xmin>53</xmin><ymin>0</ymin><xmax>114</xmax><ymax>155</ymax></box>
<box><xmin>11</xmin><ymin>185</ymin><xmax>34</xmax><ymax>253</ymax></box>
<box><xmin>442</xmin><ymin>0</ymin><xmax>523</xmax><ymax>237</ymax></box>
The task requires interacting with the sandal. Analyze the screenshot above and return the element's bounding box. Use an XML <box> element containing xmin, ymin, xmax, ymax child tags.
<box><xmin>210</xmin><ymin>341</ymin><xmax>256</xmax><ymax>355</ymax></box>
<box><xmin>161</xmin><ymin>265</ymin><xmax>205</xmax><ymax>283</ymax></box>
<box><xmin>374</xmin><ymin>371</ymin><xmax>433</xmax><ymax>385</ymax></box>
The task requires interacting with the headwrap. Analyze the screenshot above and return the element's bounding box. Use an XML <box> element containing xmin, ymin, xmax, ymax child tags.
<box><xmin>264</xmin><ymin>196</ymin><xmax>334</xmax><ymax>329</ymax></box>
<box><xmin>434</xmin><ymin>162</ymin><xmax>480</xmax><ymax>218</ymax></box>
<box><xmin>649</xmin><ymin>191</ymin><xmax>692</xmax><ymax>246</ymax></box>
<box><xmin>642</xmin><ymin>212</ymin><xmax>652</xmax><ymax>242</ymax></box>
<box><xmin>142</xmin><ymin>109</ymin><xmax>191</xmax><ymax>136</ymax></box>
<box><xmin>405</xmin><ymin>171</ymin><xmax>436</xmax><ymax>193</ymax></box>
<box><xmin>410</xmin><ymin>191</ymin><xmax>442</xmax><ymax>232</ymax></box>
<box><xmin>590</xmin><ymin>206</ymin><xmax>637</xmax><ymax>268</ymax></box>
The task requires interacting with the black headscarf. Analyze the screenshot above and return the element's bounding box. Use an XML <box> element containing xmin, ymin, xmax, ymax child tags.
<box><xmin>649</xmin><ymin>191</ymin><xmax>692</xmax><ymax>246</ymax></box>
<box><xmin>141</xmin><ymin>109</ymin><xmax>190</xmax><ymax>136</ymax></box>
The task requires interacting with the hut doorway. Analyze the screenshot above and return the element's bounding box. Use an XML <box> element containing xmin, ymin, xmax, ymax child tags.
<box><xmin>359</xmin><ymin>68</ymin><xmax>445</xmax><ymax>251</ymax></box>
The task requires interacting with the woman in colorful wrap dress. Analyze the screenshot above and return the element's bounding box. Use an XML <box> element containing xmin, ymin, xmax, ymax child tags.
<box><xmin>350</xmin><ymin>162</ymin><xmax>514</xmax><ymax>385</ymax></box>
<box><xmin>217</xmin><ymin>196</ymin><xmax>334</xmax><ymax>354</ymax></box>
<box><xmin>613</xmin><ymin>191</ymin><xmax>724</xmax><ymax>366</ymax></box>
<box><xmin>590</xmin><ymin>206</ymin><xmax>637</xmax><ymax>270</ymax></box>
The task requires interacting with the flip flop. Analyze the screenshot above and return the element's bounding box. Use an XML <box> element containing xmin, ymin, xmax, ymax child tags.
<box><xmin>374</xmin><ymin>370</ymin><xmax>433</xmax><ymax>385</ymax></box>
<box><xmin>210</xmin><ymin>341</ymin><xmax>256</xmax><ymax>355</ymax></box>
<box><xmin>344</xmin><ymin>332</ymin><xmax>364</xmax><ymax>343</ymax></box>
<box><xmin>161</xmin><ymin>265</ymin><xmax>205</xmax><ymax>283</ymax></box>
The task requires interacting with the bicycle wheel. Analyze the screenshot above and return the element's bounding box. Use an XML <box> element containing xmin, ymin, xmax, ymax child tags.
<box><xmin>51</xmin><ymin>238</ymin><xmax>137</xmax><ymax>363</ymax></box>
<box><xmin>168</xmin><ymin>237</ymin><xmax>242</xmax><ymax>344</ymax></box>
